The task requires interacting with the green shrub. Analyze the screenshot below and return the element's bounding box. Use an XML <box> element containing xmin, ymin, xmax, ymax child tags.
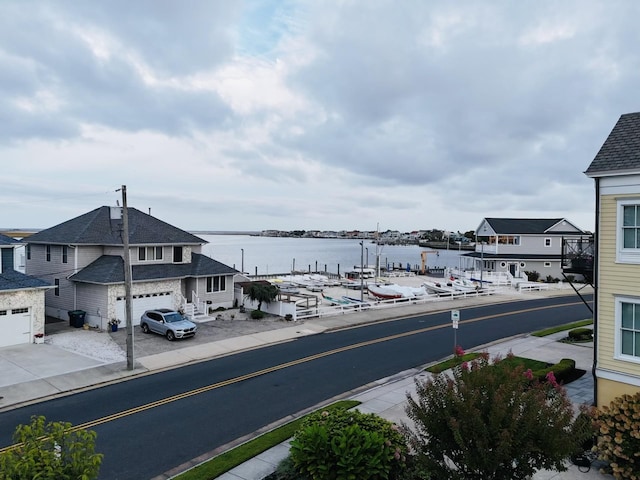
<box><xmin>525</xmin><ymin>270</ymin><xmax>540</xmax><ymax>282</ymax></box>
<box><xmin>250</xmin><ymin>309</ymin><xmax>265</xmax><ymax>320</ymax></box>
<box><xmin>532</xmin><ymin>358</ymin><xmax>576</xmax><ymax>384</ymax></box>
<box><xmin>568</xmin><ymin>327</ymin><xmax>593</xmax><ymax>341</ymax></box>
<box><xmin>594</xmin><ymin>392</ymin><xmax>640</xmax><ymax>479</ymax></box>
<box><xmin>0</xmin><ymin>415</ymin><xmax>103</xmax><ymax>480</ymax></box>
<box><xmin>290</xmin><ymin>408</ymin><xmax>407</xmax><ymax>480</ymax></box>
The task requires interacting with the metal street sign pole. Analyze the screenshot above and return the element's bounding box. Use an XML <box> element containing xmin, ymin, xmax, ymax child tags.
<box><xmin>451</xmin><ymin>309</ymin><xmax>460</xmax><ymax>351</ymax></box>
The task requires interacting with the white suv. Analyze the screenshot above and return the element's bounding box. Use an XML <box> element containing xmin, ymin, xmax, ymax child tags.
<box><xmin>140</xmin><ymin>309</ymin><xmax>197</xmax><ymax>341</ymax></box>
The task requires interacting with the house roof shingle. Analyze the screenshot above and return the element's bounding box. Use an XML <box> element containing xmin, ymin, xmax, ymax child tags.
<box><xmin>481</xmin><ymin>218</ymin><xmax>583</xmax><ymax>235</ymax></box>
<box><xmin>0</xmin><ymin>269</ymin><xmax>51</xmax><ymax>291</ymax></box>
<box><xmin>586</xmin><ymin>112</ymin><xmax>640</xmax><ymax>176</ymax></box>
<box><xmin>69</xmin><ymin>253</ymin><xmax>239</xmax><ymax>284</ymax></box>
<box><xmin>0</xmin><ymin>233</ymin><xmax>21</xmax><ymax>246</ymax></box>
<box><xmin>25</xmin><ymin>206</ymin><xmax>206</xmax><ymax>246</ymax></box>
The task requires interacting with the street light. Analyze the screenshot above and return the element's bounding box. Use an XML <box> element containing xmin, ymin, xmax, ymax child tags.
<box><xmin>366</xmin><ymin>247</ymin><xmax>369</xmax><ymax>267</ymax></box>
<box><xmin>241</xmin><ymin>248</ymin><xmax>244</xmax><ymax>274</ymax></box>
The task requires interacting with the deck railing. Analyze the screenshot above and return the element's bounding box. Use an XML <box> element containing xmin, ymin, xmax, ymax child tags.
<box><xmin>295</xmin><ymin>288</ymin><xmax>498</xmax><ymax>321</ymax></box>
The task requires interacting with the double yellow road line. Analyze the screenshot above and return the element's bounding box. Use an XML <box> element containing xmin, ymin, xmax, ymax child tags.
<box><xmin>0</xmin><ymin>300</ymin><xmax>586</xmax><ymax>452</ymax></box>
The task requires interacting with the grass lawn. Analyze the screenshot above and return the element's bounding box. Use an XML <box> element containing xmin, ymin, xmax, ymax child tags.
<box><xmin>532</xmin><ymin>319</ymin><xmax>593</xmax><ymax>337</ymax></box>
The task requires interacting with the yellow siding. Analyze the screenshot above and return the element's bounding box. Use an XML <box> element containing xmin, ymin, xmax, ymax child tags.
<box><xmin>597</xmin><ymin>194</ymin><xmax>640</xmax><ymax>387</ymax></box>
<box><xmin>597</xmin><ymin>378</ymin><xmax>640</xmax><ymax>407</ymax></box>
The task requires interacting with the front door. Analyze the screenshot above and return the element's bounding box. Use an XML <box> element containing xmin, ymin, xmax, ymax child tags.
<box><xmin>509</xmin><ymin>263</ymin><xmax>517</xmax><ymax>276</ymax></box>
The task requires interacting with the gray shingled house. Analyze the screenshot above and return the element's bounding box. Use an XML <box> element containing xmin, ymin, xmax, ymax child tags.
<box><xmin>25</xmin><ymin>206</ymin><xmax>238</xmax><ymax>329</ymax></box>
<box><xmin>0</xmin><ymin>233</ymin><xmax>51</xmax><ymax>347</ymax></box>
<box><xmin>585</xmin><ymin>111</ymin><xmax>640</xmax><ymax>406</ymax></box>
<box><xmin>462</xmin><ymin>217</ymin><xmax>588</xmax><ymax>280</ymax></box>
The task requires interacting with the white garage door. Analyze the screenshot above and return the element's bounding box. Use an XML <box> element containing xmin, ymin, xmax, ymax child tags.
<box><xmin>0</xmin><ymin>307</ymin><xmax>31</xmax><ymax>347</ymax></box>
<box><xmin>115</xmin><ymin>292</ymin><xmax>173</xmax><ymax>327</ymax></box>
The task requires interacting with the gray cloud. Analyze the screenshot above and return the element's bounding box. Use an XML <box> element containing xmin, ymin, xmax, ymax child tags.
<box><xmin>2</xmin><ymin>0</ymin><xmax>638</xmax><ymax>231</ymax></box>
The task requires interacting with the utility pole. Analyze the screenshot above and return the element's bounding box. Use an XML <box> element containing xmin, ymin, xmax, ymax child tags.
<box><xmin>120</xmin><ymin>185</ymin><xmax>135</xmax><ymax>370</ymax></box>
<box><xmin>359</xmin><ymin>241</ymin><xmax>364</xmax><ymax>302</ymax></box>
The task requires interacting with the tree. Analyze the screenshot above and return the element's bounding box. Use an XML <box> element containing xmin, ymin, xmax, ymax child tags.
<box><xmin>0</xmin><ymin>415</ymin><xmax>103</xmax><ymax>480</ymax></box>
<box><xmin>403</xmin><ymin>353</ymin><xmax>581</xmax><ymax>480</ymax></box>
<box><xmin>244</xmin><ymin>282</ymin><xmax>278</xmax><ymax>311</ymax></box>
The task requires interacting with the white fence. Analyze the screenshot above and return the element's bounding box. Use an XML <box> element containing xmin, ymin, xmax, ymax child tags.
<box><xmin>295</xmin><ymin>288</ymin><xmax>497</xmax><ymax>321</ymax></box>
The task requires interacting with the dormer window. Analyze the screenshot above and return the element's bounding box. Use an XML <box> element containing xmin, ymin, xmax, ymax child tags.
<box><xmin>138</xmin><ymin>246</ymin><xmax>163</xmax><ymax>262</ymax></box>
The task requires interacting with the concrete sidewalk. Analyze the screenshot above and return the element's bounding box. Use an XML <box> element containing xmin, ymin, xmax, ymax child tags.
<box><xmin>215</xmin><ymin>333</ymin><xmax>609</xmax><ymax>480</ymax></box>
<box><xmin>0</xmin><ymin>287</ymin><xmax>606</xmax><ymax>479</ymax></box>
<box><xmin>1</xmin><ymin>288</ymin><xmax>549</xmax><ymax>410</ymax></box>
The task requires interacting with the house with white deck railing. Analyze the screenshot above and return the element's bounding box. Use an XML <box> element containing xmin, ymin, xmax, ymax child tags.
<box><xmin>460</xmin><ymin>218</ymin><xmax>589</xmax><ymax>283</ymax></box>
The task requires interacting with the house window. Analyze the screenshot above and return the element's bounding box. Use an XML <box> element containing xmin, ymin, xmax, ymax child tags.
<box><xmin>616</xmin><ymin>297</ymin><xmax>640</xmax><ymax>361</ymax></box>
<box><xmin>544</xmin><ymin>262</ymin><xmax>551</xmax><ymax>267</ymax></box>
<box><xmin>617</xmin><ymin>200</ymin><xmax>640</xmax><ymax>263</ymax></box>
<box><xmin>173</xmin><ymin>246</ymin><xmax>183</xmax><ymax>263</ymax></box>
<box><xmin>497</xmin><ymin>236</ymin><xmax>520</xmax><ymax>245</ymax></box>
<box><xmin>138</xmin><ymin>246</ymin><xmax>163</xmax><ymax>262</ymax></box>
<box><xmin>544</xmin><ymin>238</ymin><xmax>552</xmax><ymax>247</ymax></box>
<box><xmin>26</xmin><ymin>244</ymin><xmax>30</xmax><ymax>260</ymax></box>
<box><xmin>206</xmin><ymin>276</ymin><xmax>226</xmax><ymax>292</ymax></box>
<box><xmin>62</xmin><ymin>245</ymin><xmax>68</xmax><ymax>264</ymax></box>
<box><xmin>520</xmin><ymin>262</ymin><xmax>526</xmax><ymax>268</ymax></box>
<box><xmin>46</xmin><ymin>245</ymin><xmax>51</xmax><ymax>262</ymax></box>
<box><xmin>12</xmin><ymin>308</ymin><xmax>28</xmax><ymax>314</ymax></box>
<box><xmin>54</xmin><ymin>278</ymin><xmax>59</xmax><ymax>296</ymax></box>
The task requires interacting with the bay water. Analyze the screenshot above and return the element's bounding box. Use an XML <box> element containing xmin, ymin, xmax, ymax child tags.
<box><xmin>198</xmin><ymin>234</ymin><xmax>465</xmax><ymax>276</ymax></box>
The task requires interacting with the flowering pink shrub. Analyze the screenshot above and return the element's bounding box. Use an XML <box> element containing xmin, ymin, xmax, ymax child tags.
<box><xmin>404</xmin><ymin>353</ymin><xmax>577</xmax><ymax>479</ymax></box>
<box><xmin>454</xmin><ymin>345</ymin><xmax>465</xmax><ymax>357</ymax></box>
<box><xmin>545</xmin><ymin>371</ymin><xmax>558</xmax><ymax>387</ymax></box>
<box><xmin>524</xmin><ymin>368</ymin><xmax>534</xmax><ymax>380</ymax></box>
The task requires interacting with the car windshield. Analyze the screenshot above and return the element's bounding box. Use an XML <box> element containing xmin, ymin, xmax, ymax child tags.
<box><xmin>164</xmin><ymin>313</ymin><xmax>184</xmax><ymax>323</ymax></box>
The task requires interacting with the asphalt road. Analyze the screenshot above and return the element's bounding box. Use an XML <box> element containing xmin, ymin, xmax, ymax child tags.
<box><xmin>0</xmin><ymin>295</ymin><xmax>592</xmax><ymax>479</ymax></box>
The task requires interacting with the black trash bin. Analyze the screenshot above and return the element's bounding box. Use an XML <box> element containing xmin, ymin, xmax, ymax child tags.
<box><xmin>68</xmin><ymin>310</ymin><xmax>86</xmax><ymax>328</ymax></box>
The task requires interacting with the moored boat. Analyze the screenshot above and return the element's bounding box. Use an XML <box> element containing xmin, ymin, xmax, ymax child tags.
<box><xmin>367</xmin><ymin>284</ymin><xmax>403</xmax><ymax>300</ymax></box>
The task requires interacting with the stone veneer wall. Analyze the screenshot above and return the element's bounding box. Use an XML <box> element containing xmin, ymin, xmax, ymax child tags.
<box><xmin>0</xmin><ymin>289</ymin><xmax>46</xmax><ymax>335</ymax></box>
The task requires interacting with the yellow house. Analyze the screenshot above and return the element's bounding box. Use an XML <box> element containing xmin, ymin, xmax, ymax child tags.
<box><xmin>586</xmin><ymin>112</ymin><xmax>640</xmax><ymax>406</ymax></box>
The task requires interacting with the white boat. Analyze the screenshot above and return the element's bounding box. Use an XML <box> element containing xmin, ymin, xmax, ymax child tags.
<box><xmin>423</xmin><ymin>278</ymin><xmax>479</xmax><ymax>295</ymax></box>
<box><xmin>368</xmin><ymin>283</ymin><xmax>427</xmax><ymax>299</ymax></box>
<box><xmin>422</xmin><ymin>281</ymin><xmax>457</xmax><ymax>295</ymax></box>
<box><xmin>451</xmin><ymin>278</ymin><xmax>480</xmax><ymax>292</ymax></box>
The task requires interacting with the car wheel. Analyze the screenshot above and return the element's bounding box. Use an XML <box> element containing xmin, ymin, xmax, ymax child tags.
<box><xmin>166</xmin><ymin>330</ymin><xmax>175</xmax><ymax>341</ymax></box>
<box><xmin>141</xmin><ymin>323</ymin><xmax>150</xmax><ymax>334</ymax></box>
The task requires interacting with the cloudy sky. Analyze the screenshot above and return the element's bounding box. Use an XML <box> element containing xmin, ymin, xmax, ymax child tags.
<box><xmin>2</xmin><ymin>0</ymin><xmax>638</xmax><ymax>233</ymax></box>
